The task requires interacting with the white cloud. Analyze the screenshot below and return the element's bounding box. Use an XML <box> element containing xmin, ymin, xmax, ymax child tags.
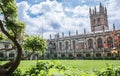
<box><xmin>73</xmin><ymin>5</ymin><xmax>89</xmax><ymax>17</ymax></box>
<box><xmin>17</xmin><ymin>1</ymin><xmax>30</xmax><ymax>20</ymax></box>
<box><xmin>17</xmin><ymin>1</ymin><xmax>51</xmax><ymax>36</ymax></box>
<box><xmin>17</xmin><ymin>0</ymin><xmax>120</xmax><ymax>39</ymax></box>
<box><xmin>17</xmin><ymin>0</ymin><xmax>92</xmax><ymax>38</ymax></box>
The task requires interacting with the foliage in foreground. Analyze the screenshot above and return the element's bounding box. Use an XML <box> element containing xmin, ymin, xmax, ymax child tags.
<box><xmin>13</xmin><ymin>61</ymin><xmax>120</xmax><ymax>76</ymax></box>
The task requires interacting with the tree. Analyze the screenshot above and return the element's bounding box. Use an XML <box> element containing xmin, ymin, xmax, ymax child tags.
<box><xmin>23</xmin><ymin>36</ymin><xmax>47</xmax><ymax>59</ymax></box>
<box><xmin>0</xmin><ymin>0</ymin><xmax>25</xmax><ymax>76</ymax></box>
<box><xmin>0</xmin><ymin>32</ymin><xmax>4</xmax><ymax>40</ymax></box>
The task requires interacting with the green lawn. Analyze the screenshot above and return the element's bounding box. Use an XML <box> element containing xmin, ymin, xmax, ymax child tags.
<box><xmin>61</xmin><ymin>60</ymin><xmax>120</xmax><ymax>71</ymax></box>
<box><xmin>1</xmin><ymin>60</ymin><xmax>120</xmax><ymax>73</ymax></box>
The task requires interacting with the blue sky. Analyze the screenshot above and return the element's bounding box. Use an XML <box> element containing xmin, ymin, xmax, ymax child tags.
<box><xmin>16</xmin><ymin>0</ymin><xmax>120</xmax><ymax>39</ymax></box>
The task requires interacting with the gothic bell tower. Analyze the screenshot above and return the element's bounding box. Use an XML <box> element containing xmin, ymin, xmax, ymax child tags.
<box><xmin>89</xmin><ymin>3</ymin><xmax>109</xmax><ymax>32</ymax></box>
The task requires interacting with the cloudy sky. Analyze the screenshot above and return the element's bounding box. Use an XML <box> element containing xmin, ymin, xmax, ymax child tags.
<box><xmin>16</xmin><ymin>0</ymin><xmax>120</xmax><ymax>39</ymax></box>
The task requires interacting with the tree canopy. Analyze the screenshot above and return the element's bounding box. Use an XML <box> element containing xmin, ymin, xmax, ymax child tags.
<box><xmin>23</xmin><ymin>36</ymin><xmax>47</xmax><ymax>55</ymax></box>
<box><xmin>0</xmin><ymin>0</ymin><xmax>25</xmax><ymax>39</ymax></box>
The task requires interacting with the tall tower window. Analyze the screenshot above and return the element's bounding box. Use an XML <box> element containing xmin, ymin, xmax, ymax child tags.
<box><xmin>97</xmin><ymin>38</ymin><xmax>103</xmax><ymax>48</ymax></box>
<box><xmin>88</xmin><ymin>39</ymin><xmax>93</xmax><ymax>49</ymax></box>
<box><xmin>65</xmin><ymin>41</ymin><xmax>68</xmax><ymax>50</ymax></box>
<box><xmin>73</xmin><ymin>40</ymin><xmax>76</xmax><ymax>49</ymax></box>
<box><xmin>59</xmin><ymin>42</ymin><xmax>62</xmax><ymax>50</ymax></box>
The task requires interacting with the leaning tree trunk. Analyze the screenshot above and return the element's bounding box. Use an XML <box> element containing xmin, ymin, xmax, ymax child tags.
<box><xmin>6</xmin><ymin>40</ymin><xmax>22</xmax><ymax>76</ymax></box>
<box><xmin>0</xmin><ymin>21</ymin><xmax>22</xmax><ymax>76</ymax></box>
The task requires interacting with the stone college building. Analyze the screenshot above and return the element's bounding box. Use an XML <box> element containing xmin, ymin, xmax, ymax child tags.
<box><xmin>46</xmin><ymin>3</ymin><xmax>120</xmax><ymax>59</ymax></box>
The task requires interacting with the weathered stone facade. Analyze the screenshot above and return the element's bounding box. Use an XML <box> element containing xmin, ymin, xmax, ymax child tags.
<box><xmin>46</xmin><ymin>30</ymin><xmax>120</xmax><ymax>59</ymax></box>
<box><xmin>46</xmin><ymin>3</ymin><xmax>120</xmax><ymax>59</ymax></box>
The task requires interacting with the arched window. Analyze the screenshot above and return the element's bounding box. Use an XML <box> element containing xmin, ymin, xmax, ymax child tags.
<box><xmin>107</xmin><ymin>37</ymin><xmax>113</xmax><ymax>48</ymax></box>
<box><xmin>73</xmin><ymin>40</ymin><xmax>76</xmax><ymax>49</ymax></box>
<box><xmin>97</xmin><ymin>38</ymin><xmax>103</xmax><ymax>48</ymax></box>
<box><xmin>88</xmin><ymin>39</ymin><xmax>93</xmax><ymax>49</ymax></box>
<box><xmin>9</xmin><ymin>53</ymin><xmax>14</xmax><ymax>57</ymax></box>
<box><xmin>65</xmin><ymin>41</ymin><xmax>68</xmax><ymax>50</ymax></box>
<box><xmin>59</xmin><ymin>42</ymin><xmax>62</xmax><ymax>50</ymax></box>
<box><xmin>0</xmin><ymin>53</ymin><xmax>4</xmax><ymax>57</ymax></box>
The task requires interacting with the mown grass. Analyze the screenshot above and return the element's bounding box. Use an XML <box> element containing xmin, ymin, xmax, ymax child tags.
<box><xmin>1</xmin><ymin>60</ymin><xmax>120</xmax><ymax>74</ymax></box>
<box><xmin>61</xmin><ymin>60</ymin><xmax>120</xmax><ymax>71</ymax></box>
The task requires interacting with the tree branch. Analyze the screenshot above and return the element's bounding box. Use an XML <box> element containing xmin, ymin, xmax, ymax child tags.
<box><xmin>0</xmin><ymin>21</ymin><xmax>14</xmax><ymax>42</ymax></box>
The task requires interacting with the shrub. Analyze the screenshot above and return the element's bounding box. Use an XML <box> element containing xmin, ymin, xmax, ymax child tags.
<box><xmin>13</xmin><ymin>61</ymin><xmax>120</xmax><ymax>76</ymax></box>
<box><xmin>13</xmin><ymin>69</ymin><xmax>22</xmax><ymax>76</ymax></box>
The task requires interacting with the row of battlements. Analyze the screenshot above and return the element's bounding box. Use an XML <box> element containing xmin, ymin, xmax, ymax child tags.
<box><xmin>49</xmin><ymin>29</ymin><xmax>119</xmax><ymax>40</ymax></box>
<box><xmin>89</xmin><ymin>3</ymin><xmax>107</xmax><ymax>16</ymax></box>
